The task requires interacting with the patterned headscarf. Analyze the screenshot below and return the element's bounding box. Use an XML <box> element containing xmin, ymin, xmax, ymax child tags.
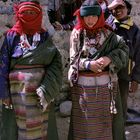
<box><xmin>10</xmin><ymin>1</ymin><xmax>44</xmax><ymax>35</ymax></box>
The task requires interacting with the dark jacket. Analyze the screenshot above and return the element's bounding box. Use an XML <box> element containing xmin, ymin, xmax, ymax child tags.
<box><xmin>114</xmin><ymin>17</ymin><xmax>140</xmax><ymax>82</ymax></box>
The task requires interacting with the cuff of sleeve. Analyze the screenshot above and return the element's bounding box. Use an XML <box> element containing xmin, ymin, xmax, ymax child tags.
<box><xmin>84</xmin><ymin>60</ymin><xmax>91</xmax><ymax>70</ymax></box>
<box><xmin>39</xmin><ymin>86</ymin><xmax>54</xmax><ymax>103</ymax></box>
<box><xmin>79</xmin><ymin>59</ymin><xmax>90</xmax><ymax>70</ymax></box>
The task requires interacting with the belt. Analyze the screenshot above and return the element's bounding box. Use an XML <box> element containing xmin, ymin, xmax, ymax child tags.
<box><xmin>78</xmin><ymin>73</ymin><xmax>110</xmax><ymax>86</ymax></box>
<box><xmin>14</xmin><ymin>65</ymin><xmax>44</xmax><ymax>69</ymax></box>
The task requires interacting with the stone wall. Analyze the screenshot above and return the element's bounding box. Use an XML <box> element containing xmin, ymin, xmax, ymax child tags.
<box><xmin>129</xmin><ymin>0</ymin><xmax>140</xmax><ymax>26</ymax></box>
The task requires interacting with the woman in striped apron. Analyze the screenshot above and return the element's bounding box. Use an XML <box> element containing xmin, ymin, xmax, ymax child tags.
<box><xmin>0</xmin><ymin>1</ymin><xmax>62</xmax><ymax>140</ymax></box>
<box><xmin>68</xmin><ymin>0</ymin><xmax>128</xmax><ymax>140</ymax></box>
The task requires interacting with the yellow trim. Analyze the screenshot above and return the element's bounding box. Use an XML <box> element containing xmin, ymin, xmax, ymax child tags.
<box><xmin>114</xmin><ymin>17</ymin><xmax>133</xmax><ymax>30</ymax></box>
<box><xmin>120</xmin><ymin>24</ymin><xmax>131</xmax><ymax>29</ymax></box>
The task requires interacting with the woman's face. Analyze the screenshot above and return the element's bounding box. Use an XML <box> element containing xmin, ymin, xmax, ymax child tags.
<box><xmin>83</xmin><ymin>15</ymin><xmax>98</xmax><ymax>28</ymax></box>
<box><xmin>20</xmin><ymin>9</ymin><xmax>39</xmax><ymax>21</ymax></box>
<box><xmin>112</xmin><ymin>4</ymin><xmax>128</xmax><ymax>20</ymax></box>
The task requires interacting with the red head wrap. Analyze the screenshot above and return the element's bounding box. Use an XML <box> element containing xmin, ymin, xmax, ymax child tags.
<box><xmin>74</xmin><ymin>8</ymin><xmax>106</xmax><ymax>31</ymax></box>
<box><xmin>10</xmin><ymin>2</ymin><xmax>44</xmax><ymax>35</ymax></box>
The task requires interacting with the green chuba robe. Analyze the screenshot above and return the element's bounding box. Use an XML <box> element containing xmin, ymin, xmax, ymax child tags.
<box><xmin>68</xmin><ymin>29</ymin><xmax>129</xmax><ymax>140</ymax></box>
<box><xmin>0</xmin><ymin>35</ymin><xmax>62</xmax><ymax>140</ymax></box>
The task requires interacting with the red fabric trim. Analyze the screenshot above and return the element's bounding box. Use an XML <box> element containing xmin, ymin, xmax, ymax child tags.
<box><xmin>14</xmin><ymin>64</ymin><xmax>44</xmax><ymax>69</ymax></box>
<box><xmin>79</xmin><ymin>71</ymin><xmax>109</xmax><ymax>77</ymax></box>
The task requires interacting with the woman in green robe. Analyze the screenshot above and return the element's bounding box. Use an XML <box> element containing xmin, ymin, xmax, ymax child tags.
<box><xmin>0</xmin><ymin>1</ymin><xmax>62</xmax><ymax>140</ymax></box>
<box><xmin>68</xmin><ymin>0</ymin><xmax>129</xmax><ymax>139</ymax></box>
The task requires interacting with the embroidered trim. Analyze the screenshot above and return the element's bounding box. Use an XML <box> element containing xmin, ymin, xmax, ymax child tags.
<box><xmin>12</xmin><ymin>33</ymin><xmax>40</xmax><ymax>58</ymax></box>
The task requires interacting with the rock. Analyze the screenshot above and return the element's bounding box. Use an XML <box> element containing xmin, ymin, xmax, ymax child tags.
<box><xmin>59</xmin><ymin>100</ymin><xmax>72</xmax><ymax>117</ymax></box>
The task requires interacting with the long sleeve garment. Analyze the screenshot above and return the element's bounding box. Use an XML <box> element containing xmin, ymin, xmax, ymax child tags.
<box><xmin>114</xmin><ymin>17</ymin><xmax>140</xmax><ymax>82</ymax></box>
<box><xmin>0</xmin><ymin>31</ymin><xmax>62</xmax><ymax>101</ymax></box>
<box><xmin>68</xmin><ymin>28</ymin><xmax>129</xmax><ymax>85</ymax></box>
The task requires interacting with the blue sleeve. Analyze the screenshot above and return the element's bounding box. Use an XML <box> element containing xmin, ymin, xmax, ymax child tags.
<box><xmin>0</xmin><ymin>35</ymin><xmax>11</xmax><ymax>99</ymax></box>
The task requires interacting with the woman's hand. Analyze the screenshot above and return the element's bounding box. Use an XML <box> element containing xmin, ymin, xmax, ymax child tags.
<box><xmin>52</xmin><ymin>21</ymin><xmax>63</xmax><ymax>31</ymax></box>
<box><xmin>89</xmin><ymin>60</ymin><xmax>103</xmax><ymax>73</ymax></box>
<box><xmin>96</xmin><ymin>56</ymin><xmax>111</xmax><ymax>68</ymax></box>
<box><xmin>2</xmin><ymin>98</ymin><xmax>13</xmax><ymax>109</ymax></box>
<box><xmin>89</xmin><ymin>56</ymin><xmax>111</xmax><ymax>73</ymax></box>
<box><xmin>36</xmin><ymin>88</ymin><xmax>48</xmax><ymax>112</ymax></box>
<box><xmin>129</xmin><ymin>81</ymin><xmax>139</xmax><ymax>93</ymax></box>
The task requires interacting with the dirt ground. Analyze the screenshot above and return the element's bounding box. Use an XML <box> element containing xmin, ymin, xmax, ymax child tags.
<box><xmin>125</xmin><ymin>124</ymin><xmax>140</xmax><ymax>140</ymax></box>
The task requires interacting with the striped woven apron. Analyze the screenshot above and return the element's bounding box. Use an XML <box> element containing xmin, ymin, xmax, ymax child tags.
<box><xmin>9</xmin><ymin>67</ymin><xmax>49</xmax><ymax>140</ymax></box>
<box><xmin>70</xmin><ymin>72</ymin><xmax>113</xmax><ymax>140</ymax></box>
